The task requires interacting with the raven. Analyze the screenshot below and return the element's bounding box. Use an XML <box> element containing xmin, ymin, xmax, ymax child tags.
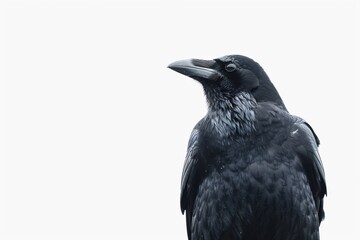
<box><xmin>168</xmin><ymin>55</ymin><xmax>326</xmax><ymax>240</ymax></box>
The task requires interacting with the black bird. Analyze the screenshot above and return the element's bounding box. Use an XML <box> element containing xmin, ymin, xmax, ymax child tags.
<box><xmin>168</xmin><ymin>55</ymin><xmax>326</xmax><ymax>240</ymax></box>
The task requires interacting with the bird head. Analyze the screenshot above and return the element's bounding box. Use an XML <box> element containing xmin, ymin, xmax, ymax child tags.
<box><xmin>168</xmin><ymin>55</ymin><xmax>287</xmax><ymax>111</ymax></box>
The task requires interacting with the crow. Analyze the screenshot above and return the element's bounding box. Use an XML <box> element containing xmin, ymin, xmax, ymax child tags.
<box><xmin>168</xmin><ymin>55</ymin><xmax>326</xmax><ymax>240</ymax></box>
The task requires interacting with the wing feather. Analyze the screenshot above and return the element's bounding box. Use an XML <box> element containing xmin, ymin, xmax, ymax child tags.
<box><xmin>293</xmin><ymin>120</ymin><xmax>327</xmax><ymax>222</ymax></box>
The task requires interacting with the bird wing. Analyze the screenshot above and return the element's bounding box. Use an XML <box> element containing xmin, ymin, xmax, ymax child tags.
<box><xmin>180</xmin><ymin>127</ymin><xmax>199</xmax><ymax>212</ymax></box>
<box><xmin>180</xmin><ymin>121</ymin><xmax>205</xmax><ymax>240</ymax></box>
<box><xmin>292</xmin><ymin>120</ymin><xmax>327</xmax><ymax>222</ymax></box>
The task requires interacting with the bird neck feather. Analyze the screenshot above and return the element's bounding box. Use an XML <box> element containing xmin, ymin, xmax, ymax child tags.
<box><xmin>205</xmin><ymin>91</ymin><xmax>256</xmax><ymax>136</ymax></box>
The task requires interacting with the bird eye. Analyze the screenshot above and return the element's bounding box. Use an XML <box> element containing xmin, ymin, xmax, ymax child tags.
<box><xmin>225</xmin><ymin>63</ymin><xmax>237</xmax><ymax>72</ymax></box>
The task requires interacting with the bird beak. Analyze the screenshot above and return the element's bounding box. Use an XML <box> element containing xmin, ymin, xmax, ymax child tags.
<box><xmin>168</xmin><ymin>59</ymin><xmax>222</xmax><ymax>81</ymax></box>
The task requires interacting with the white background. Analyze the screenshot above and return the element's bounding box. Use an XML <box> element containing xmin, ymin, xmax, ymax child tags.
<box><xmin>1</xmin><ymin>0</ymin><xmax>359</xmax><ymax>239</ymax></box>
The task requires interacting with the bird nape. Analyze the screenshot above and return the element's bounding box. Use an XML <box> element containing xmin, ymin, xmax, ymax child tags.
<box><xmin>168</xmin><ymin>55</ymin><xmax>326</xmax><ymax>240</ymax></box>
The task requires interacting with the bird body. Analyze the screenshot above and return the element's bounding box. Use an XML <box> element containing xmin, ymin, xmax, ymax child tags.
<box><xmin>168</xmin><ymin>55</ymin><xmax>326</xmax><ymax>240</ymax></box>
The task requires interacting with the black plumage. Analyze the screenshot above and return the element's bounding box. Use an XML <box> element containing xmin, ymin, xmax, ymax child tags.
<box><xmin>168</xmin><ymin>55</ymin><xmax>326</xmax><ymax>240</ymax></box>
